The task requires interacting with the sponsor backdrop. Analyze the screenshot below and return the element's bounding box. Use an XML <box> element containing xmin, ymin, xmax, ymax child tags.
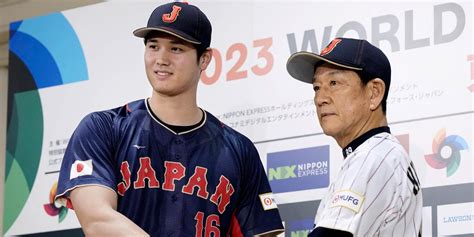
<box><xmin>4</xmin><ymin>1</ymin><xmax>473</xmax><ymax>236</ymax></box>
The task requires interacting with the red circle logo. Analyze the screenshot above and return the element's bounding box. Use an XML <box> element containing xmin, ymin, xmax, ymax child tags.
<box><xmin>264</xmin><ymin>197</ymin><xmax>273</xmax><ymax>206</ymax></box>
<box><xmin>76</xmin><ymin>163</ymin><xmax>84</xmax><ymax>173</ymax></box>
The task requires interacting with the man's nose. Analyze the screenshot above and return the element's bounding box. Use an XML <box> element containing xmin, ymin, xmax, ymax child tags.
<box><xmin>155</xmin><ymin>49</ymin><xmax>170</xmax><ymax>66</ymax></box>
<box><xmin>314</xmin><ymin>87</ymin><xmax>330</xmax><ymax>107</ymax></box>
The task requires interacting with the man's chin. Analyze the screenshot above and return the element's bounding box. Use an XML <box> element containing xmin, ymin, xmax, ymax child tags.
<box><xmin>320</xmin><ymin>127</ymin><xmax>338</xmax><ymax>138</ymax></box>
<box><xmin>152</xmin><ymin>88</ymin><xmax>181</xmax><ymax>97</ymax></box>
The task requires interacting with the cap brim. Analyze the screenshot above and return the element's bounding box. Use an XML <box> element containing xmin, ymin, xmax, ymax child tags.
<box><xmin>286</xmin><ymin>51</ymin><xmax>362</xmax><ymax>84</ymax></box>
<box><xmin>133</xmin><ymin>27</ymin><xmax>201</xmax><ymax>45</ymax></box>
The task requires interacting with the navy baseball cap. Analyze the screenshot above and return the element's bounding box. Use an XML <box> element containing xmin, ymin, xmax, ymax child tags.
<box><xmin>286</xmin><ymin>38</ymin><xmax>391</xmax><ymax>89</ymax></box>
<box><xmin>133</xmin><ymin>2</ymin><xmax>212</xmax><ymax>49</ymax></box>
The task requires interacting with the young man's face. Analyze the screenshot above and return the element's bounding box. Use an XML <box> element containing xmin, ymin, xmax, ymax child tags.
<box><xmin>144</xmin><ymin>31</ymin><xmax>208</xmax><ymax>97</ymax></box>
<box><xmin>312</xmin><ymin>63</ymin><xmax>372</xmax><ymax>144</ymax></box>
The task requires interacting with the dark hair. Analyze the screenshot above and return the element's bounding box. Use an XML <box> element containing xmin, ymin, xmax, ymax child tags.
<box><xmin>195</xmin><ymin>46</ymin><xmax>207</xmax><ymax>61</ymax></box>
<box><xmin>356</xmin><ymin>71</ymin><xmax>388</xmax><ymax>114</ymax></box>
<box><xmin>144</xmin><ymin>34</ymin><xmax>207</xmax><ymax>63</ymax></box>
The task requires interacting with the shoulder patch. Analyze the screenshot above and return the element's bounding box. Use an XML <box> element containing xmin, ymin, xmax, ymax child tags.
<box><xmin>70</xmin><ymin>159</ymin><xmax>93</xmax><ymax>179</ymax></box>
<box><xmin>330</xmin><ymin>190</ymin><xmax>364</xmax><ymax>213</ymax></box>
<box><xmin>259</xmin><ymin>192</ymin><xmax>278</xmax><ymax>211</ymax></box>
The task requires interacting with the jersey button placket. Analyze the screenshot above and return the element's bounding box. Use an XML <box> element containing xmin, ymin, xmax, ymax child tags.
<box><xmin>173</xmin><ymin>138</ymin><xmax>185</xmax><ymax>161</ymax></box>
<box><xmin>165</xmin><ymin>137</ymin><xmax>185</xmax><ymax>236</ymax></box>
<box><xmin>168</xmin><ymin>193</ymin><xmax>182</xmax><ymax>236</ymax></box>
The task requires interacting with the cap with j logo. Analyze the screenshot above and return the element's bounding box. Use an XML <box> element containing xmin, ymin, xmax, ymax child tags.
<box><xmin>286</xmin><ymin>37</ymin><xmax>391</xmax><ymax>91</ymax></box>
<box><xmin>133</xmin><ymin>2</ymin><xmax>212</xmax><ymax>49</ymax></box>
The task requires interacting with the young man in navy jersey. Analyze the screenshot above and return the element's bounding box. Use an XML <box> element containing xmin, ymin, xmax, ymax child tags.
<box><xmin>287</xmin><ymin>38</ymin><xmax>422</xmax><ymax>236</ymax></box>
<box><xmin>55</xmin><ymin>2</ymin><xmax>284</xmax><ymax>236</ymax></box>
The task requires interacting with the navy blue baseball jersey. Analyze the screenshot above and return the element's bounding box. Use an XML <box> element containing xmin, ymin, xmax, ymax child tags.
<box><xmin>55</xmin><ymin>99</ymin><xmax>284</xmax><ymax>236</ymax></box>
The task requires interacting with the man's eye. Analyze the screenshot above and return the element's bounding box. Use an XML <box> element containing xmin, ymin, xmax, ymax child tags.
<box><xmin>313</xmin><ymin>86</ymin><xmax>320</xmax><ymax>92</ymax></box>
<box><xmin>171</xmin><ymin>47</ymin><xmax>183</xmax><ymax>52</ymax></box>
<box><xmin>330</xmin><ymin>80</ymin><xmax>337</xmax><ymax>86</ymax></box>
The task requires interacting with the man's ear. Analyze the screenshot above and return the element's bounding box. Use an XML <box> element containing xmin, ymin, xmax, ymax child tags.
<box><xmin>368</xmin><ymin>78</ymin><xmax>385</xmax><ymax>111</ymax></box>
<box><xmin>199</xmin><ymin>48</ymin><xmax>213</xmax><ymax>70</ymax></box>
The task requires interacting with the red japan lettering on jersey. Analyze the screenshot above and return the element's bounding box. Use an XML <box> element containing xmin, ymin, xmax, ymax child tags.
<box><xmin>210</xmin><ymin>175</ymin><xmax>235</xmax><ymax>214</ymax></box>
<box><xmin>117</xmin><ymin>158</ymin><xmax>235</xmax><ymax>214</ymax></box>
<box><xmin>117</xmin><ymin>161</ymin><xmax>132</xmax><ymax>196</ymax></box>
<box><xmin>182</xmin><ymin>167</ymin><xmax>209</xmax><ymax>199</ymax></box>
<box><xmin>163</xmin><ymin>161</ymin><xmax>186</xmax><ymax>191</ymax></box>
<box><xmin>134</xmin><ymin>157</ymin><xmax>160</xmax><ymax>189</ymax></box>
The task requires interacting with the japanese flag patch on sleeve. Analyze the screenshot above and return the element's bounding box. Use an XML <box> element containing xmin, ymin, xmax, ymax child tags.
<box><xmin>259</xmin><ymin>192</ymin><xmax>278</xmax><ymax>211</ymax></box>
<box><xmin>330</xmin><ymin>190</ymin><xmax>365</xmax><ymax>213</ymax></box>
<box><xmin>70</xmin><ymin>159</ymin><xmax>93</xmax><ymax>179</ymax></box>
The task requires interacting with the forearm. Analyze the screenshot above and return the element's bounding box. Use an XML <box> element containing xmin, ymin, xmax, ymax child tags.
<box><xmin>78</xmin><ymin>206</ymin><xmax>149</xmax><ymax>237</ymax></box>
<box><xmin>70</xmin><ymin>186</ymin><xmax>149</xmax><ymax>237</ymax></box>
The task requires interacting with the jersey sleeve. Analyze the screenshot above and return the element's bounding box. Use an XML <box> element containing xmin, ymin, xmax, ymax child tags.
<box><xmin>229</xmin><ymin>138</ymin><xmax>284</xmax><ymax>236</ymax></box>
<box><xmin>54</xmin><ymin>112</ymin><xmax>118</xmax><ymax>208</ymax></box>
<box><xmin>315</xmin><ymin>151</ymin><xmax>405</xmax><ymax>235</ymax></box>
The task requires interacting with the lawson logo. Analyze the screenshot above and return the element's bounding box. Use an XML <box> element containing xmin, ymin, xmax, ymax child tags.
<box><xmin>267</xmin><ymin>146</ymin><xmax>329</xmax><ymax>193</ymax></box>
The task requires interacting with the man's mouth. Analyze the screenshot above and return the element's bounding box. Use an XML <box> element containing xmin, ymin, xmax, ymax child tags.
<box><xmin>320</xmin><ymin>112</ymin><xmax>335</xmax><ymax>118</ymax></box>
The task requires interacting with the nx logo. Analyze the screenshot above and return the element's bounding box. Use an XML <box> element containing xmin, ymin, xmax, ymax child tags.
<box><xmin>268</xmin><ymin>165</ymin><xmax>297</xmax><ymax>180</ymax></box>
<box><xmin>267</xmin><ymin>146</ymin><xmax>329</xmax><ymax>193</ymax></box>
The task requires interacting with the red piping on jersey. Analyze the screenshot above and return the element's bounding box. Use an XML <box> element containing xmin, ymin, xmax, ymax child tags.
<box><xmin>227</xmin><ymin>212</ymin><xmax>244</xmax><ymax>237</ymax></box>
